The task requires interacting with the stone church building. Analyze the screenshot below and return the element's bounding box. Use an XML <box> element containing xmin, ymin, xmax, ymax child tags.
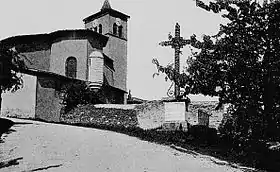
<box><xmin>0</xmin><ymin>0</ymin><xmax>130</xmax><ymax>122</ymax></box>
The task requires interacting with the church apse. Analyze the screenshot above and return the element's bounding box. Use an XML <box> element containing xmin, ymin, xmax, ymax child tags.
<box><xmin>22</xmin><ymin>50</ymin><xmax>51</xmax><ymax>71</ymax></box>
<box><xmin>49</xmin><ymin>39</ymin><xmax>88</xmax><ymax>80</ymax></box>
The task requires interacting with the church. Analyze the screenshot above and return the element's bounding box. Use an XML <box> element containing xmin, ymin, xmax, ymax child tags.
<box><xmin>0</xmin><ymin>0</ymin><xmax>130</xmax><ymax>122</ymax></box>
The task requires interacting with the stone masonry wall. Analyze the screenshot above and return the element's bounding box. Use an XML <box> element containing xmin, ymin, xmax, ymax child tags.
<box><xmin>61</xmin><ymin>101</ymin><xmax>165</xmax><ymax>130</ymax></box>
<box><xmin>187</xmin><ymin>101</ymin><xmax>224</xmax><ymax>129</ymax></box>
<box><xmin>35</xmin><ymin>76</ymin><xmax>63</xmax><ymax>122</ymax></box>
<box><xmin>50</xmin><ymin>39</ymin><xmax>88</xmax><ymax>80</ymax></box>
<box><xmin>61</xmin><ymin>104</ymin><xmax>138</xmax><ymax>128</ymax></box>
<box><xmin>135</xmin><ymin>101</ymin><xmax>165</xmax><ymax>130</ymax></box>
<box><xmin>60</xmin><ymin>101</ymin><xmax>224</xmax><ymax>130</ymax></box>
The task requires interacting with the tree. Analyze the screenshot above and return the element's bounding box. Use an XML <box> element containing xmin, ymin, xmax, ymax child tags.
<box><xmin>0</xmin><ymin>46</ymin><xmax>26</xmax><ymax>113</ymax></box>
<box><xmin>154</xmin><ymin>0</ymin><xmax>280</xmax><ymax>141</ymax></box>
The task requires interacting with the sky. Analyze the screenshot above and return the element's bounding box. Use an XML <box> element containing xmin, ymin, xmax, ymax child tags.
<box><xmin>0</xmin><ymin>0</ymin><xmax>229</xmax><ymax>101</ymax></box>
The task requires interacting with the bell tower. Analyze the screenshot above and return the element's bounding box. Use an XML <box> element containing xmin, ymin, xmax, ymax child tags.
<box><xmin>83</xmin><ymin>0</ymin><xmax>130</xmax><ymax>103</ymax></box>
<box><xmin>84</xmin><ymin>0</ymin><xmax>129</xmax><ymax>40</ymax></box>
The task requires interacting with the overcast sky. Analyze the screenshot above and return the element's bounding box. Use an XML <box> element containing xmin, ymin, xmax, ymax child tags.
<box><xmin>0</xmin><ymin>0</ymin><xmax>229</xmax><ymax>101</ymax></box>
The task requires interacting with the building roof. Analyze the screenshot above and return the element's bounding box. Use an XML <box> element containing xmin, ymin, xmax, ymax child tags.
<box><xmin>24</xmin><ymin>68</ymin><xmax>126</xmax><ymax>93</ymax></box>
<box><xmin>0</xmin><ymin>29</ymin><xmax>109</xmax><ymax>50</ymax></box>
<box><xmin>83</xmin><ymin>0</ymin><xmax>130</xmax><ymax>23</ymax></box>
<box><xmin>23</xmin><ymin>68</ymin><xmax>78</xmax><ymax>81</ymax></box>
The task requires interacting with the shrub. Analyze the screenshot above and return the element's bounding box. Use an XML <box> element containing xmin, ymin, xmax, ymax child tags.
<box><xmin>188</xmin><ymin>125</ymin><xmax>218</xmax><ymax>144</ymax></box>
<box><xmin>218</xmin><ymin>104</ymin><xmax>280</xmax><ymax>147</ymax></box>
<box><xmin>219</xmin><ymin>107</ymin><xmax>255</xmax><ymax>147</ymax></box>
<box><xmin>60</xmin><ymin>80</ymin><xmax>104</xmax><ymax>114</ymax></box>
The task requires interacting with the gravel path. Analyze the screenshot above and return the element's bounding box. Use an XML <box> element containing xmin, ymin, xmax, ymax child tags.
<box><xmin>0</xmin><ymin>118</ymin><xmax>246</xmax><ymax>172</ymax></box>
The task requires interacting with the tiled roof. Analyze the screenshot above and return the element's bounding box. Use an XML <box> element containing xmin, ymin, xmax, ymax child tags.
<box><xmin>0</xmin><ymin>29</ymin><xmax>109</xmax><ymax>50</ymax></box>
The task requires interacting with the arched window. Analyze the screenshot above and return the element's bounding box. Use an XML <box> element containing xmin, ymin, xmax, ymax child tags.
<box><xmin>65</xmin><ymin>57</ymin><xmax>77</xmax><ymax>78</ymax></box>
<box><xmin>113</xmin><ymin>23</ymin><xmax>117</xmax><ymax>35</ymax></box>
<box><xmin>118</xmin><ymin>25</ymin><xmax>123</xmax><ymax>38</ymax></box>
<box><xmin>94</xmin><ymin>27</ymin><xmax>97</xmax><ymax>32</ymax></box>
<box><xmin>99</xmin><ymin>24</ymin><xmax>102</xmax><ymax>34</ymax></box>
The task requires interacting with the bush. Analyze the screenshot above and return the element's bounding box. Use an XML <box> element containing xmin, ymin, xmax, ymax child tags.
<box><xmin>218</xmin><ymin>105</ymin><xmax>265</xmax><ymax>146</ymax></box>
<box><xmin>188</xmin><ymin>125</ymin><xmax>218</xmax><ymax>144</ymax></box>
<box><xmin>60</xmin><ymin>80</ymin><xmax>104</xmax><ymax>114</ymax></box>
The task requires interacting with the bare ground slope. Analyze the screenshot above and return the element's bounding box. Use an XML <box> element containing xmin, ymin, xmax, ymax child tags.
<box><xmin>0</xmin><ymin>118</ymin><xmax>245</xmax><ymax>172</ymax></box>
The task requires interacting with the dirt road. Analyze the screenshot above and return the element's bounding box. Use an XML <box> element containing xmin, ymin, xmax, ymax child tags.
<box><xmin>0</xmin><ymin>118</ymin><xmax>247</xmax><ymax>172</ymax></box>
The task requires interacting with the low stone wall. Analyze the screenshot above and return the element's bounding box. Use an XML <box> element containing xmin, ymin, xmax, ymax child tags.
<box><xmin>94</xmin><ymin>104</ymin><xmax>136</xmax><ymax>110</ymax></box>
<box><xmin>187</xmin><ymin>101</ymin><xmax>224</xmax><ymax>129</ymax></box>
<box><xmin>61</xmin><ymin>101</ymin><xmax>165</xmax><ymax>130</ymax></box>
<box><xmin>60</xmin><ymin>101</ymin><xmax>224</xmax><ymax>130</ymax></box>
<box><xmin>135</xmin><ymin>101</ymin><xmax>165</xmax><ymax>130</ymax></box>
<box><xmin>61</xmin><ymin>104</ymin><xmax>138</xmax><ymax>128</ymax></box>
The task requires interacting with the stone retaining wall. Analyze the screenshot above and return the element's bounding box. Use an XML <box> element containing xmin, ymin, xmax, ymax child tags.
<box><xmin>60</xmin><ymin>101</ymin><xmax>224</xmax><ymax>130</ymax></box>
<box><xmin>61</xmin><ymin>104</ymin><xmax>138</xmax><ymax>128</ymax></box>
<box><xmin>135</xmin><ymin>101</ymin><xmax>165</xmax><ymax>130</ymax></box>
<box><xmin>61</xmin><ymin>101</ymin><xmax>165</xmax><ymax>130</ymax></box>
<box><xmin>187</xmin><ymin>101</ymin><xmax>224</xmax><ymax>129</ymax></box>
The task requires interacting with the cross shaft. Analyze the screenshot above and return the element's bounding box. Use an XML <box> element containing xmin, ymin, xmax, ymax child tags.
<box><xmin>159</xmin><ymin>23</ymin><xmax>189</xmax><ymax>99</ymax></box>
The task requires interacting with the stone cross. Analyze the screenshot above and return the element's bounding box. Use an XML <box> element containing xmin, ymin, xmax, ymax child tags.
<box><xmin>159</xmin><ymin>23</ymin><xmax>189</xmax><ymax>99</ymax></box>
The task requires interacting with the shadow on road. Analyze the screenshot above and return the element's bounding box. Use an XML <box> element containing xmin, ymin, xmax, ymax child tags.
<box><xmin>27</xmin><ymin>164</ymin><xmax>63</xmax><ymax>172</ymax></box>
<box><xmin>14</xmin><ymin>122</ymin><xmax>33</xmax><ymax>125</ymax></box>
<box><xmin>0</xmin><ymin>118</ymin><xmax>14</xmax><ymax>139</ymax></box>
<box><xmin>0</xmin><ymin>118</ymin><xmax>33</xmax><ymax>143</ymax></box>
<box><xmin>170</xmin><ymin>145</ymin><xmax>199</xmax><ymax>156</ymax></box>
<box><xmin>0</xmin><ymin>157</ymin><xmax>23</xmax><ymax>169</ymax></box>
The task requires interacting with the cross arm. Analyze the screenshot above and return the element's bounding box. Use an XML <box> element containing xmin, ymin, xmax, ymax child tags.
<box><xmin>159</xmin><ymin>40</ymin><xmax>173</xmax><ymax>47</ymax></box>
<box><xmin>180</xmin><ymin>39</ymin><xmax>191</xmax><ymax>46</ymax></box>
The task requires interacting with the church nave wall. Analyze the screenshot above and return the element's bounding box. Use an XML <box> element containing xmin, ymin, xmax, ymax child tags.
<box><xmin>49</xmin><ymin>39</ymin><xmax>88</xmax><ymax>80</ymax></box>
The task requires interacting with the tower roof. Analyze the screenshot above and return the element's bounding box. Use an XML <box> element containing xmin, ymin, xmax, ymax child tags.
<box><xmin>83</xmin><ymin>0</ymin><xmax>130</xmax><ymax>23</ymax></box>
<box><xmin>101</xmin><ymin>0</ymin><xmax>112</xmax><ymax>11</ymax></box>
